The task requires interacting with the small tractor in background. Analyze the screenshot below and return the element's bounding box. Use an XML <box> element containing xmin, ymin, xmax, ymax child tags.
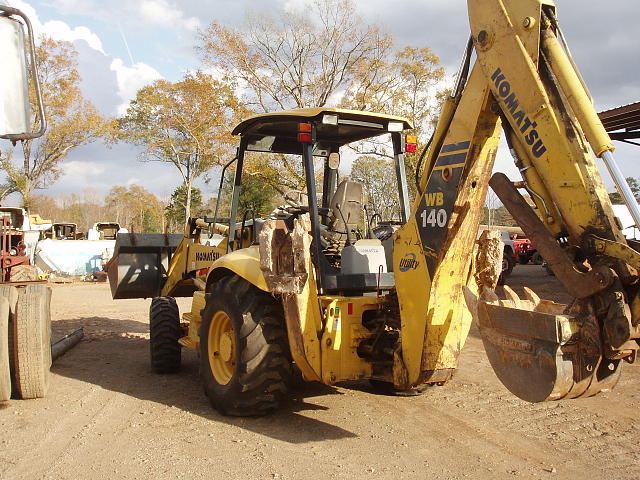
<box><xmin>0</xmin><ymin>3</ymin><xmax>52</xmax><ymax>402</ymax></box>
<box><xmin>1</xmin><ymin>208</ymin><xmax>33</xmax><ymax>282</ymax></box>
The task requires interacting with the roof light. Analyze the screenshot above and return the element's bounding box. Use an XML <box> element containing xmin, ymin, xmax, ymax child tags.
<box><xmin>322</xmin><ymin>114</ymin><xmax>338</xmax><ymax>125</ymax></box>
<box><xmin>388</xmin><ymin>121</ymin><xmax>404</xmax><ymax>132</ymax></box>
<box><xmin>298</xmin><ymin>122</ymin><xmax>313</xmax><ymax>143</ymax></box>
<box><xmin>405</xmin><ymin>134</ymin><xmax>417</xmax><ymax>153</ymax></box>
<box><xmin>298</xmin><ymin>133</ymin><xmax>312</xmax><ymax>143</ymax></box>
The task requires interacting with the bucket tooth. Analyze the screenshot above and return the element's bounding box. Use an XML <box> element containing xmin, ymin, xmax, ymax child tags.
<box><xmin>523</xmin><ymin>287</ymin><xmax>540</xmax><ymax>306</ymax></box>
<box><xmin>501</xmin><ymin>285</ymin><xmax>522</xmax><ymax>309</ymax></box>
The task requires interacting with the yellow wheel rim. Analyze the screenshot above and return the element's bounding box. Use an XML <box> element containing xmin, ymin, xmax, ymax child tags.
<box><xmin>208</xmin><ymin>311</ymin><xmax>235</xmax><ymax>385</ymax></box>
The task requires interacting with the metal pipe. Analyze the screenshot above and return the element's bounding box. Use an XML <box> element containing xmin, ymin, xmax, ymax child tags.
<box><xmin>51</xmin><ymin>327</ymin><xmax>84</xmax><ymax>361</ymax></box>
<box><xmin>540</xmin><ymin>28</ymin><xmax>613</xmax><ymax>157</ymax></box>
<box><xmin>392</xmin><ymin>133</ymin><xmax>411</xmax><ymax>223</ymax></box>
<box><xmin>601</xmin><ymin>151</ymin><xmax>640</xmax><ymax>228</ymax></box>
<box><xmin>193</xmin><ymin>277</ymin><xmax>206</xmax><ymax>291</ymax></box>
<box><xmin>302</xmin><ymin>126</ymin><xmax>326</xmax><ymax>294</ymax></box>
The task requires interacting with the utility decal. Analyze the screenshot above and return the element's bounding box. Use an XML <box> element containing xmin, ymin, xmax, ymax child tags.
<box><xmin>333</xmin><ymin>306</ymin><xmax>341</xmax><ymax>331</ymax></box>
<box><xmin>415</xmin><ymin>141</ymin><xmax>471</xmax><ymax>276</ymax></box>
<box><xmin>399</xmin><ymin>253</ymin><xmax>420</xmax><ymax>272</ymax></box>
<box><xmin>433</xmin><ymin>152</ymin><xmax>468</xmax><ymax>166</ymax></box>
<box><xmin>491</xmin><ymin>67</ymin><xmax>547</xmax><ymax>158</ymax></box>
<box><xmin>440</xmin><ymin>141</ymin><xmax>470</xmax><ymax>153</ymax></box>
<box><xmin>195</xmin><ymin>251</ymin><xmax>221</xmax><ymax>262</ymax></box>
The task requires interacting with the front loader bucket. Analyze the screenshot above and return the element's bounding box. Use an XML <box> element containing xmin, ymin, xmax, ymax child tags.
<box><xmin>107</xmin><ymin>233</ymin><xmax>183</xmax><ymax>299</ymax></box>
<box><xmin>464</xmin><ymin>286</ymin><xmax>621</xmax><ymax>402</ymax></box>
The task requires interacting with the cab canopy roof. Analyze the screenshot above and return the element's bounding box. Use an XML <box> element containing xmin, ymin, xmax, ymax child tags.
<box><xmin>231</xmin><ymin>108</ymin><xmax>413</xmax><ymax>156</ymax></box>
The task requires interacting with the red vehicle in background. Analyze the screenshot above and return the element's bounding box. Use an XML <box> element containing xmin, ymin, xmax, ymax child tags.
<box><xmin>513</xmin><ymin>235</ymin><xmax>542</xmax><ymax>265</ymax></box>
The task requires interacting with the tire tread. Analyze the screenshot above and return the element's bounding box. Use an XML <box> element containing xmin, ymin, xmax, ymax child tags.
<box><xmin>200</xmin><ymin>275</ymin><xmax>292</xmax><ymax>416</ymax></box>
<box><xmin>149</xmin><ymin>296</ymin><xmax>182</xmax><ymax>373</ymax></box>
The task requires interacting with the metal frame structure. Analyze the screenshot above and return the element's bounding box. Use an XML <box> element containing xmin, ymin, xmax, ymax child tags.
<box><xmin>599</xmin><ymin>102</ymin><xmax>640</xmax><ymax>147</ymax></box>
<box><xmin>225</xmin><ymin>108</ymin><xmax>413</xmax><ymax>293</ymax></box>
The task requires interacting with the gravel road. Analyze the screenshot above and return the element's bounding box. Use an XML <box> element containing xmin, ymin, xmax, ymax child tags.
<box><xmin>1</xmin><ymin>265</ymin><xmax>638</xmax><ymax>480</ymax></box>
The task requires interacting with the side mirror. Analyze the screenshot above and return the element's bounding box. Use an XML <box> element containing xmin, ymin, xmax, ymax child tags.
<box><xmin>0</xmin><ymin>5</ymin><xmax>45</xmax><ymax>142</ymax></box>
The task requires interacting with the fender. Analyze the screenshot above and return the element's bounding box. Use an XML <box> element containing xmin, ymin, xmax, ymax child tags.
<box><xmin>207</xmin><ymin>245</ymin><xmax>269</xmax><ymax>292</ymax></box>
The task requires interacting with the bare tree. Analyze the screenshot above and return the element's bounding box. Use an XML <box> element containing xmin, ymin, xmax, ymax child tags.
<box><xmin>198</xmin><ymin>0</ymin><xmax>391</xmax><ymax>112</ymax></box>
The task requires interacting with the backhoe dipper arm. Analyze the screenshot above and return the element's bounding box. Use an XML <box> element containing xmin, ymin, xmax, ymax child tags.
<box><xmin>392</xmin><ymin>0</ymin><xmax>640</xmax><ymax>399</ymax></box>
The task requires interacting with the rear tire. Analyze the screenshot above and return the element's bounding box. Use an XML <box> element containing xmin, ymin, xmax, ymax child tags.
<box><xmin>10</xmin><ymin>284</ymin><xmax>52</xmax><ymax>399</ymax></box>
<box><xmin>0</xmin><ymin>297</ymin><xmax>11</xmax><ymax>401</ymax></box>
<box><xmin>200</xmin><ymin>275</ymin><xmax>292</xmax><ymax>416</ymax></box>
<box><xmin>149</xmin><ymin>296</ymin><xmax>182</xmax><ymax>373</ymax></box>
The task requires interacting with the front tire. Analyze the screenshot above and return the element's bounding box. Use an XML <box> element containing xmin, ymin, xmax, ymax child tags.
<box><xmin>200</xmin><ymin>275</ymin><xmax>292</xmax><ymax>416</ymax></box>
<box><xmin>149</xmin><ymin>296</ymin><xmax>182</xmax><ymax>373</ymax></box>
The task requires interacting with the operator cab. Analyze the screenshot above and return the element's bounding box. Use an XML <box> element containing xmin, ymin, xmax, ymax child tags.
<box><xmin>215</xmin><ymin>108</ymin><xmax>414</xmax><ymax>295</ymax></box>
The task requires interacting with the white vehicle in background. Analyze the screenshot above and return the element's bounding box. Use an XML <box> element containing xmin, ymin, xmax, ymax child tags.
<box><xmin>86</xmin><ymin>222</ymin><xmax>128</xmax><ymax>240</ymax></box>
<box><xmin>499</xmin><ymin>230</ymin><xmax>517</xmax><ymax>285</ymax></box>
<box><xmin>611</xmin><ymin>204</ymin><xmax>640</xmax><ymax>240</ymax></box>
<box><xmin>36</xmin><ymin>222</ymin><xmax>128</xmax><ymax>277</ymax></box>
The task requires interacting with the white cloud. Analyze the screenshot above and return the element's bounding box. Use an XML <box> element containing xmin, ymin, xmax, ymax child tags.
<box><xmin>110</xmin><ymin>58</ymin><xmax>163</xmax><ymax>115</ymax></box>
<box><xmin>64</xmin><ymin>160</ymin><xmax>106</xmax><ymax>177</ymax></box>
<box><xmin>138</xmin><ymin>0</ymin><xmax>200</xmax><ymax>31</ymax></box>
<box><xmin>46</xmin><ymin>0</ymin><xmax>201</xmax><ymax>33</ymax></box>
<box><xmin>12</xmin><ymin>0</ymin><xmax>104</xmax><ymax>53</ymax></box>
<box><xmin>39</xmin><ymin>20</ymin><xmax>104</xmax><ymax>53</ymax></box>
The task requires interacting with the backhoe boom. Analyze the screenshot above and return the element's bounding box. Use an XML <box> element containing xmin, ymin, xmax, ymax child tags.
<box><xmin>393</xmin><ymin>0</ymin><xmax>639</xmax><ymax>398</ymax></box>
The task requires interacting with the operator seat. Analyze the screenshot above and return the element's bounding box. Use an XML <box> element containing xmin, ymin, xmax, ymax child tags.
<box><xmin>327</xmin><ymin>179</ymin><xmax>363</xmax><ymax>239</ymax></box>
<box><xmin>322</xmin><ymin>179</ymin><xmax>395</xmax><ymax>294</ymax></box>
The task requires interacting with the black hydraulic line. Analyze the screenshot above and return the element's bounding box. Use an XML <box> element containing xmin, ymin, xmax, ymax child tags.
<box><xmin>302</xmin><ymin>127</ymin><xmax>326</xmax><ymax>294</ymax></box>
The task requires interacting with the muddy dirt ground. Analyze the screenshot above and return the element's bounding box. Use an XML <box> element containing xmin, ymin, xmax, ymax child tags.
<box><xmin>1</xmin><ymin>265</ymin><xmax>639</xmax><ymax>480</ymax></box>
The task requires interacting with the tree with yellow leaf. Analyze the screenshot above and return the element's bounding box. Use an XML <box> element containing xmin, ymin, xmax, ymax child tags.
<box><xmin>344</xmin><ymin>46</ymin><xmax>447</xmax><ymax>200</ymax></box>
<box><xmin>0</xmin><ymin>37</ymin><xmax>108</xmax><ymax>210</ymax></box>
<box><xmin>197</xmin><ymin>0</ymin><xmax>391</xmax><ymax>192</ymax></box>
<box><xmin>117</xmin><ymin>72</ymin><xmax>241</xmax><ymax>221</ymax></box>
<box><xmin>196</xmin><ymin>0</ymin><xmax>446</xmax><ymax>200</ymax></box>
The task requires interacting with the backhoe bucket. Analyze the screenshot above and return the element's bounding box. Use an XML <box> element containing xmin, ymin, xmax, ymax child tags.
<box><xmin>464</xmin><ymin>286</ymin><xmax>621</xmax><ymax>402</ymax></box>
<box><xmin>107</xmin><ymin>233</ymin><xmax>183</xmax><ymax>299</ymax></box>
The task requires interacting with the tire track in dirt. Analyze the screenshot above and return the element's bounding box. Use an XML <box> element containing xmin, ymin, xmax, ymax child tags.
<box><xmin>446</xmin><ymin>334</ymin><xmax>640</xmax><ymax>480</ymax></box>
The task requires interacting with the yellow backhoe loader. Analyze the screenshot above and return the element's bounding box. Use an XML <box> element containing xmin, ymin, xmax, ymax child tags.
<box><xmin>110</xmin><ymin>0</ymin><xmax>640</xmax><ymax>416</ymax></box>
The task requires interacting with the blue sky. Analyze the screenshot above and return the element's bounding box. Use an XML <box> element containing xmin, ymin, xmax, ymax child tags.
<box><xmin>4</xmin><ymin>0</ymin><xmax>640</xmax><ymax>204</ymax></box>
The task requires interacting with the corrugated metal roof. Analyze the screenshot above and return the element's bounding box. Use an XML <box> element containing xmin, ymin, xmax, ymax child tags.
<box><xmin>599</xmin><ymin>102</ymin><xmax>640</xmax><ymax>141</ymax></box>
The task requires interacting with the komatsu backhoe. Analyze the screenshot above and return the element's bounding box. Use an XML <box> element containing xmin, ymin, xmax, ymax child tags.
<box><xmin>109</xmin><ymin>0</ymin><xmax>640</xmax><ymax>415</ymax></box>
